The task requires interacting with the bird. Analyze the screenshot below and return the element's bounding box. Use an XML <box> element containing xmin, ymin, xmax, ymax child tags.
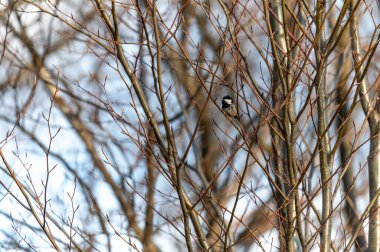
<box><xmin>222</xmin><ymin>95</ymin><xmax>240</xmax><ymax>119</ymax></box>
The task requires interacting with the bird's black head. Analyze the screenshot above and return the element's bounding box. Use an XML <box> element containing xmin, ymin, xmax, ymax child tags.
<box><xmin>222</xmin><ymin>95</ymin><xmax>233</xmax><ymax>108</ymax></box>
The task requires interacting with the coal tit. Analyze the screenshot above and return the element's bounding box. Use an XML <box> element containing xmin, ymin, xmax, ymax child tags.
<box><xmin>222</xmin><ymin>95</ymin><xmax>240</xmax><ymax>119</ymax></box>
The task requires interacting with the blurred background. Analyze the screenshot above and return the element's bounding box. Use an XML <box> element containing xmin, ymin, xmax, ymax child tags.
<box><xmin>0</xmin><ymin>0</ymin><xmax>379</xmax><ymax>251</ymax></box>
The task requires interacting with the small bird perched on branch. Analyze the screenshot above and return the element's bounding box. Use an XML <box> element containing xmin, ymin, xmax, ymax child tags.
<box><xmin>222</xmin><ymin>95</ymin><xmax>241</xmax><ymax>119</ymax></box>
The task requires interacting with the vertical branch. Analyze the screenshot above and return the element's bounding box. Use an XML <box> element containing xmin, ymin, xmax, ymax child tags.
<box><xmin>315</xmin><ymin>1</ymin><xmax>332</xmax><ymax>251</ymax></box>
<box><xmin>110</xmin><ymin>1</ymin><xmax>211</xmax><ymax>250</ymax></box>
<box><xmin>264</xmin><ymin>0</ymin><xmax>289</xmax><ymax>248</ymax></box>
<box><xmin>334</xmin><ymin>26</ymin><xmax>367</xmax><ymax>249</ymax></box>
<box><xmin>143</xmin><ymin>130</ymin><xmax>157</xmax><ymax>252</ymax></box>
<box><xmin>149</xmin><ymin>1</ymin><xmax>210</xmax><ymax>250</ymax></box>
<box><xmin>368</xmin><ymin>125</ymin><xmax>380</xmax><ymax>252</ymax></box>
<box><xmin>350</xmin><ymin>1</ymin><xmax>380</xmax><ymax>251</ymax></box>
<box><xmin>266</xmin><ymin>0</ymin><xmax>300</xmax><ymax>251</ymax></box>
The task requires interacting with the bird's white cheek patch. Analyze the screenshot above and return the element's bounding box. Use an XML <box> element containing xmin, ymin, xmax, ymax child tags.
<box><xmin>225</xmin><ymin>99</ymin><xmax>232</xmax><ymax>105</ymax></box>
